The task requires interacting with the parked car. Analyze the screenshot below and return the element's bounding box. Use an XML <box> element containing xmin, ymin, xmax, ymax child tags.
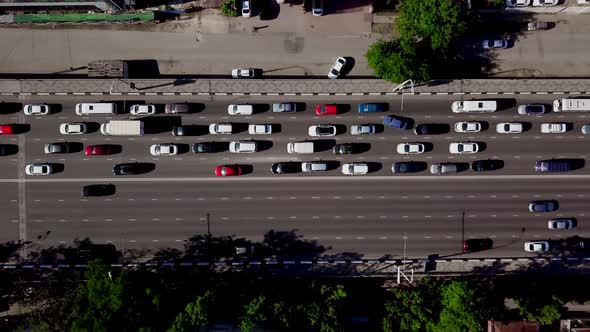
<box><xmin>0</xmin><ymin>124</ymin><xmax>14</xmax><ymax>135</ymax></box>
<box><xmin>328</xmin><ymin>57</ymin><xmax>346</xmax><ymax>79</ymax></box>
<box><xmin>463</xmin><ymin>238</ymin><xmax>493</xmax><ymax>252</ymax></box>
<box><xmin>496</xmin><ymin>122</ymin><xmax>523</xmax><ymax>134</ymax></box>
<box><xmin>482</xmin><ymin>39</ymin><xmax>508</xmax><ymax>49</ymax></box>
<box><xmin>524</xmin><ymin>241</ymin><xmax>550</xmax><ymax>252</ymax></box>
<box><xmin>529</xmin><ymin>200</ymin><xmax>558</xmax><ymax>212</ymax></box>
<box><xmin>350</xmin><ymin>124</ymin><xmax>376</xmax><ymax>135</ymax></box>
<box><xmin>308</xmin><ymin>124</ymin><xmax>336</xmax><ymax>137</ymax></box>
<box><xmin>342</xmin><ymin>162</ymin><xmax>369</xmax><ymax>175</ymax></box>
<box><xmin>232</xmin><ymin>68</ymin><xmax>256</xmax><ymax>78</ymax></box>
<box><xmin>209</xmin><ymin>123</ymin><xmax>233</xmax><ymax>134</ymax></box>
<box><xmin>44</xmin><ymin>143</ymin><xmax>71</xmax><ymax>154</ymax></box>
<box><xmin>228</xmin><ymin>104</ymin><xmax>253</xmax><ymax>115</ymax></box>
<box><xmin>301</xmin><ymin>161</ymin><xmax>328</xmax><ymax>172</ymax></box>
<box><xmin>332</xmin><ymin>143</ymin><xmax>355</xmax><ymax>155</ymax></box>
<box><xmin>357</xmin><ymin>103</ymin><xmax>386</xmax><ymax>113</ymax></box>
<box><xmin>85</xmin><ymin>145</ymin><xmax>112</xmax><ymax>156</ymax></box>
<box><xmin>82</xmin><ymin>184</ymin><xmax>116</xmax><ymax>197</ymax></box>
<box><xmin>506</xmin><ymin>0</ymin><xmax>531</xmax><ymax>6</ymax></box>
<box><xmin>548</xmin><ymin>218</ymin><xmax>576</xmax><ymax>230</ymax></box>
<box><xmin>271</xmin><ymin>162</ymin><xmax>300</xmax><ymax>174</ymax></box>
<box><xmin>248</xmin><ymin>124</ymin><xmax>273</xmax><ymax>135</ymax></box>
<box><xmin>383</xmin><ymin>115</ymin><xmax>410</xmax><ymax>130</ymax></box>
<box><xmin>273</xmin><ymin>102</ymin><xmax>299</xmax><ymax>112</ymax></box>
<box><xmin>396</xmin><ymin>143</ymin><xmax>425</xmax><ymax>155</ymax></box>
<box><xmin>449</xmin><ymin>142</ymin><xmax>480</xmax><ymax>154</ymax></box>
<box><xmin>391</xmin><ymin>161</ymin><xmax>427</xmax><ymax>174</ymax></box>
<box><xmin>315</xmin><ymin>104</ymin><xmax>337</xmax><ymax>116</ymax></box>
<box><xmin>215</xmin><ymin>165</ymin><xmax>242</xmax><ymax>176</ymax></box>
<box><xmin>430</xmin><ymin>163</ymin><xmax>459</xmax><ymax>175</ymax></box>
<box><xmin>471</xmin><ymin>159</ymin><xmax>504</xmax><ymax>171</ymax></box>
<box><xmin>25</xmin><ymin>163</ymin><xmax>52</xmax><ymax>176</ymax></box>
<box><xmin>150</xmin><ymin>143</ymin><xmax>178</xmax><ymax>156</ymax></box>
<box><xmin>192</xmin><ymin>142</ymin><xmax>220</xmax><ymax>153</ymax></box>
<box><xmin>532</xmin><ymin>0</ymin><xmax>558</xmax><ymax>6</ymax></box>
<box><xmin>241</xmin><ymin>0</ymin><xmax>251</xmax><ymax>17</ymax></box>
<box><xmin>454</xmin><ymin>121</ymin><xmax>482</xmax><ymax>133</ymax></box>
<box><xmin>229</xmin><ymin>140</ymin><xmax>257</xmax><ymax>153</ymax></box>
<box><xmin>527</xmin><ymin>21</ymin><xmax>549</xmax><ymax>31</ymax></box>
<box><xmin>23</xmin><ymin>104</ymin><xmax>50</xmax><ymax>115</ymax></box>
<box><xmin>130</xmin><ymin>104</ymin><xmax>156</xmax><ymax>115</ymax></box>
<box><xmin>312</xmin><ymin>0</ymin><xmax>323</xmax><ymax>16</ymax></box>
<box><xmin>541</xmin><ymin>123</ymin><xmax>567</xmax><ymax>133</ymax></box>
<box><xmin>518</xmin><ymin>104</ymin><xmax>547</xmax><ymax>115</ymax></box>
<box><xmin>59</xmin><ymin>122</ymin><xmax>87</xmax><ymax>135</ymax></box>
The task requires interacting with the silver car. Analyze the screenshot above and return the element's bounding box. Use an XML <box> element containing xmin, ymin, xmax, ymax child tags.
<box><xmin>272</xmin><ymin>103</ymin><xmax>298</xmax><ymax>113</ymax></box>
<box><xmin>582</xmin><ymin>125</ymin><xmax>590</xmax><ymax>134</ymax></box>
<box><xmin>548</xmin><ymin>218</ymin><xmax>576</xmax><ymax>230</ymax></box>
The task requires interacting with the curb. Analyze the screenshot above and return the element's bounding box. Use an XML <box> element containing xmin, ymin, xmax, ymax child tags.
<box><xmin>4</xmin><ymin>256</ymin><xmax>589</xmax><ymax>270</ymax></box>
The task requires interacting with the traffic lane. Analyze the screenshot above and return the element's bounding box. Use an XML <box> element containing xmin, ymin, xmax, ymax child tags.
<box><xmin>0</xmin><ymin>183</ymin><xmax>20</xmax><ymax>243</ymax></box>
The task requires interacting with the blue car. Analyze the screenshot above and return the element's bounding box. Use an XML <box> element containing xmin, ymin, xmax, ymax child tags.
<box><xmin>358</xmin><ymin>103</ymin><xmax>386</xmax><ymax>113</ymax></box>
<box><xmin>383</xmin><ymin>115</ymin><xmax>410</xmax><ymax>130</ymax></box>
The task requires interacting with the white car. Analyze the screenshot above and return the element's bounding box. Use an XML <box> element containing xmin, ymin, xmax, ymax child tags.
<box><xmin>506</xmin><ymin>0</ymin><xmax>531</xmax><ymax>6</ymax></box>
<box><xmin>449</xmin><ymin>142</ymin><xmax>480</xmax><ymax>154</ymax></box>
<box><xmin>59</xmin><ymin>122</ymin><xmax>87</xmax><ymax>135</ymax></box>
<box><xmin>227</xmin><ymin>104</ymin><xmax>253</xmax><ymax>115</ymax></box>
<box><xmin>541</xmin><ymin>123</ymin><xmax>567</xmax><ymax>133</ymax></box>
<box><xmin>350</xmin><ymin>124</ymin><xmax>376</xmax><ymax>135</ymax></box>
<box><xmin>524</xmin><ymin>241</ymin><xmax>550</xmax><ymax>252</ymax></box>
<box><xmin>231</xmin><ymin>68</ymin><xmax>256</xmax><ymax>79</ymax></box>
<box><xmin>241</xmin><ymin>0</ymin><xmax>251</xmax><ymax>17</ymax></box>
<box><xmin>130</xmin><ymin>104</ymin><xmax>156</xmax><ymax>115</ymax></box>
<box><xmin>23</xmin><ymin>104</ymin><xmax>50</xmax><ymax>115</ymax></box>
<box><xmin>229</xmin><ymin>140</ymin><xmax>257</xmax><ymax>153</ymax></box>
<box><xmin>496</xmin><ymin>122</ymin><xmax>523</xmax><ymax>134</ymax></box>
<box><xmin>396</xmin><ymin>143</ymin><xmax>425</xmax><ymax>155</ymax></box>
<box><xmin>454</xmin><ymin>121</ymin><xmax>481</xmax><ymax>133</ymax></box>
<box><xmin>150</xmin><ymin>143</ymin><xmax>178</xmax><ymax>156</ymax></box>
<box><xmin>532</xmin><ymin>0</ymin><xmax>558</xmax><ymax>6</ymax></box>
<box><xmin>209</xmin><ymin>123</ymin><xmax>233</xmax><ymax>134</ymax></box>
<box><xmin>308</xmin><ymin>124</ymin><xmax>336</xmax><ymax>137</ymax></box>
<box><xmin>328</xmin><ymin>57</ymin><xmax>346</xmax><ymax>79</ymax></box>
<box><xmin>342</xmin><ymin>162</ymin><xmax>369</xmax><ymax>175</ymax></box>
<box><xmin>25</xmin><ymin>163</ymin><xmax>52</xmax><ymax>176</ymax></box>
<box><xmin>248</xmin><ymin>124</ymin><xmax>272</xmax><ymax>135</ymax></box>
<box><xmin>547</xmin><ymin>218</ymin><xmax>575</xmax><ymax>230</ymax></box>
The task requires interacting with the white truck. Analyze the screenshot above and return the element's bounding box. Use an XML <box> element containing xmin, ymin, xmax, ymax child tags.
<box><xmin>100</xmin><ymin>120</ymin><xmax>144</xmax><ymax>136</ymax></box>
<box><xmin>553</xmin><ymin>99</ymin><xmax>590</xmax><ymax>112</ymax></box>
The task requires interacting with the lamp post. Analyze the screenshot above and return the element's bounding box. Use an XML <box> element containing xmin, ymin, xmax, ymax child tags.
<box><xmin>392</xmin><ymin>79</ymin><xmax>415</xmax><ymax>112</ymax></box>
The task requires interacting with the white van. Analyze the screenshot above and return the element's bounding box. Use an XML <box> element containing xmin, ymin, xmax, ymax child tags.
<box><xmin>451</xmin><ymin>100</ymin><xmax>497</xmax><ymax>113</ymax></box>
<box><xmin>553</xmin><ymin>98</ymin><xmax>590</xmax><ymax>112</ymax></box>
<box><xmin>75</xmin><ymin>103</ymin><xmax>117</xmax><ymax>115</ymax></box>
<box><xmin>287</xmin><ymin>141</ymin><xmax>314</xmax><ymax>154</ymax></box>
<box><xmin>227</xmin><ymin>104</ymin><xmax>254</xmax><ymax>115</ymax></box>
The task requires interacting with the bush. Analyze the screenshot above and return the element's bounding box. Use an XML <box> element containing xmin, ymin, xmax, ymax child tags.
<box><xmin>221</xmin><ymin>0</ymin><xmax>238</xmax><ymax>17</ymax></box>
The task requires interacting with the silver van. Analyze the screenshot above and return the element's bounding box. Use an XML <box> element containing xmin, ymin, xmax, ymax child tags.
<box><xmin>451</xmin><ymin>100</ymin><xmax>497</xmax><ymax>113</ymax></box>
<box><xmin>287</xmin><ymin>141</ymin><xmax>314</xmax><ymax>154</ymax></box>
<box><xmin>75</xmin><ymin>103</ymin><xmax>117</xmax><ymax>115</ymax></box>
<box><xmin>430</xmin><ymin>163</ymin><xmax>458</xmax><ymax>174</ymax></box>
<box><xmin>165</xmin><ymin>103</ymin><xmax>190</xmax><ymax>114</ymax></box>
<box><xmin>301</xmin><ymin>161</ymin><xmax>327</xmax><ymax>172</ymax></box>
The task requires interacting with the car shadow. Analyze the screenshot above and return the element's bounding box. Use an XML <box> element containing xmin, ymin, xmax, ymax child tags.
<box><xmin>66</xmin><ymin>142</ymin><xmax>84</xmax><ymax>153</ymax></box>
<box><xmin>312</xmin><ymin>139</ymin><xmax>336</xmax><ymax>152</ymax></box>
<box><xmin>353</xmin><ymin>142</ymin><xmax>371</xmax><ymax>154</ymax></box>
<box><xmin>564</xmin><ymin>122</ymin><xmax>574</xmax><ymax>132</ymax></box>
<box><xmin>134</xmin><ymin>162</ymin><xmax>156</xmax><ymax>174</ymax></box>
<box><xmin>294</xmin><ymin>102</ymin><xmax>306</xmax><ymax>112</ymax></box>
<box><xmin>174</xmin><ymin>124</ymin><xmax>209</xmax><ymax>136</ymax></box>
<box><xmin>335</xmin><ymin>104</ymin><xmax>352</xmax><ymax>114</ymax></box>
<box><xmin>215</xmin><ymin>141</ymin><xmax>230</xmax><ymax>152</ymax></box>
<box><xmin>84</xmin><ymin>122</ymin><xmax>101</xmax><ymax>134</ymax></box>
<box><xmin>175</xmin><ymin>143</ymin><xmax>191</xmax><ymax>154</ymax></box>
<box><xmin>365</xmin><ymin>162</ymin><xmax>382</xmax><ymax>173</ymax></box>
<box><xmin>12</xmin><ymin>124</ymin><xmax>30</xmax><ymax>134</ymax></box>
<box><xmin>232</xmin><ymin>122</ymin><xmax>249</xmax><ymax>134</ymax></box>
<box><xmin>185</xmin><ymin>103</ymin><xmax>206</xmax><ymax>113</ymax></box>
<box><xmin>47</xmin><ymin>104</ymin><xmax>63</xmax><ymax>114</ymax></box>
<box><xmin>372</xmin><ymin>124</ymin><xmax>385</xmax><ymax>134</ymax></box>
<box><xmin>106</xmin><ymin>144</ymin><xmax>123</xmax><ymax>155</ymax></box>
<box><xmin>255</xmin><ymin>140</ymin><xmax>273</xmax><ymax>152</ymax></box>
<box><xmin>479</xmin><ymin>121</ymin><xmax>490</xmax><ymax>131</ymax></box>
<box><xmin>334</xmin><ymin>124</ymin><xmax>347</xmax><ymax>135</ymax></box>
<box><xmin>342</xmin><ymin>56</ymin><xmax>355</xmax><ymax>78</ymax></box>
<box><xmin>521</xmin><ymin>122</ymin><xmax>533</xmax><ymax>132</ymax></box>
<box><xmin>324</xmin><ymin>160</ymin><xmax>341</xmax><ymax>171</ymax></box>
<box><xmin>422</xmin><ymin>142</ymin><xmax>434</xmax><ymax>152</ymax></box>
<box><xmin>141</xmin><ymin>116</ymin><xmax>182</xmax><ymax>134</ymax></box>
<box><xmin>270</xmin><ymin>124</ymin><xmax>282</xmax><ymax>133</ymax></box>
<box><xmin>252</xmin><ymin>104</ymin><xmax>270</xmax><ymax>114</ymax></box>
<box><xmin>49</xmin><ymin>163</ymin><xmax>65</xmax><ymax>174</ymax></box>
<box><xmin>0</xmin><ymin>102</ymin><xmax>22</xmax><ymax>114</ymax></box>
<box><xmin>0</xmin><ymin>144</ymin><xmax>18</xmax><ymax>156</ymax></box>
<box><xmin>456</xmin><ymin>162</ymin><xmax>471</xmax><ymax>173</ymax></box>
<box><xmin>240</xmin><ymin>165</ymin><xmax>254</xmax><ymax>175</ymax></box>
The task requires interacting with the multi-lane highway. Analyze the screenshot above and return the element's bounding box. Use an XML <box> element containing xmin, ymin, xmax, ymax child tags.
<box><xmin>1</xmin><ymin>94</ymin><xmax>589</xmax><ymax>259</ymax></box>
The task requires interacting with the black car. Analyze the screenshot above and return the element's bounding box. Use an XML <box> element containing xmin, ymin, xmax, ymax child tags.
<box><xmin>332</xmin><ymin>143</ymin><xmax>354</xmax><ymax>155</ymax></box>
<box><xmin>172</xmin><ymin>126</ymin><xmax>200</xmax><ymax>136</ymax></box>
<box><xmin>113</xmin><ymin>163</ymin><xmax>148</xmax><ymax>175</ymax></box>
<box><xmin>82</xmin><ymin>184</ymin><xmax>116</xmax><ymax>197</ymax></box>
<box><xmin>414</xmin><ymin>123</ymin><xmax>450</xmax><ymax>135</ymax></box>
<box><xmin>192</xmin><ymin>142</ymin><xmax>219</xmax><ymax>153</ymax></box>
<box><xmin>271</xmin><ymin>162</ymin><xmax>301</xmax><ymax>174</ymax></box>
<box><xmin>44</xmin><ymin>142</ymin><xmax>71</xmax><ymax>154</ymax></box>
<box><xmin>471</xmin><ymin>159</ymin><xmax>504</xmax><ymax>172</ymax></box>
<box><xmin>463</xmin><ymin>238</ymin><xmax>493</xmax><ymax>252</ymax></box>
<box><xmin>391</xmin><ymin>161</ymin><xmax>427</xmax><ymax>173</ymax></box>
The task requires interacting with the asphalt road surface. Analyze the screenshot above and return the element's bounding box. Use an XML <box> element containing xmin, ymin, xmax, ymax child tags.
<box><xmin>1</xmin><ymin>94</ymin><xmax>589</xmax><ymax>259</ymax></box>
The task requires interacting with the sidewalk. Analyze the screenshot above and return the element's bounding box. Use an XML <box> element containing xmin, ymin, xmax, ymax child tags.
<box><xmin>4</xmin><ymin>78</ymin><xmax>590</xmax><ymax>96</ymax></box>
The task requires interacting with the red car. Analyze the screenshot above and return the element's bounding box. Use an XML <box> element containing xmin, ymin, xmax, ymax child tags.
<box><xmin>315</xmin><ymin>104</ymin><xmax>337</xmax><ymax>116</ymax></box>
<box><xmin>463</xmin><ymin>238</ymin><xmax>493</xmax><ymax>252</ymax></box>
<box><xmin>215</xmin><ymin>165</ymin><xmax>242</xmax><ymax>177</ymax></box>
<box><xmin>85</xmin><ymin>145</ymin><xmax>112</xmax><ymax>156</ymax></box>
<box><xmin>0</xmin><ymin>124</ymin><xmax>14</xmax><ymax>135</ymax></box>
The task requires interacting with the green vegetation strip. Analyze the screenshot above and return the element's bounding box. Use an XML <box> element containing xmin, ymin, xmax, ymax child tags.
<box><xmin>14</xmin><ymin>12</ymin><xmax>154</xmax><ymax>23</ymax></box>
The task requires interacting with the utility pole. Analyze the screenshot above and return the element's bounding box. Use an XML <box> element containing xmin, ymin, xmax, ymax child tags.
<box><xmin>461</xmin><ymin>211</ymin><xmax>465</xmax><ymax>252</ymax></box>
<box><xmin>206</xmin><ymin>212</ymin><xmax>211</xmax><ymax>237</ymax></box>
<box><xmin>403</xmin><ymin>232</ymin><xmax>407</xmax><ymax>260</ymax></box>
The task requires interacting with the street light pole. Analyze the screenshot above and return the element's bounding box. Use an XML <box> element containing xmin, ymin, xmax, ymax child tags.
<box><xmin>403</xmin><ymin>232</ymin><xmax>407</xmax><ymax>260</ymax></box>
<box><xmin>392</xmin><ymin>79</ymin><xmax>415</xmax><ymax>112</ymax></box>
<box><xmin>461</xmin><ymin>211</ymin><xmax>465</xmax><ymax>252</ymax></box>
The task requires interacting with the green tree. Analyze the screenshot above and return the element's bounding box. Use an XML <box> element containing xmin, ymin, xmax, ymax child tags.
<box><xmin>365</xmin><ymin>39</ymin><xmax>431</xmax><ymax>83</ymax></box>
<box><xmin>396</xmin><ymin>0</ymin><xmax>467</xmax><ymax>52</ymax></box>
<box><xmin>433</xmin><ymin>281</ymin><xmax>484</xmax><ymax>332</ymax></box>
<box><xmin>305</xmin><ymin>282</ymin><xmax>347</xmax><ymax>332</ymax></box>
<box><xmin>383</xmin><ymin>287</ymin><xmax>432</xmax><ymax>332</ymax></box>
<box><xmin>220</xmin><ymin>0</ymin><xmax>238</xmax><ymax>17</ymax></box>
<box><xmin>168</xmin><ymin>291</ymin><xmax>214</xmax><ymax>332</ymax></box>
<box><xmin>70</xmin><ymin>260</ymin><xmax>125</xmax><ymax>332</ymax></box>
<box><xmin>239</xmin><ymin>295</ymin><xmax>268</xmax><ymax>332</ymax></box>
<box><xmin>514</xmin><ymin>294</ymin><xmax>565</xmax><ymax>325</ymax></box>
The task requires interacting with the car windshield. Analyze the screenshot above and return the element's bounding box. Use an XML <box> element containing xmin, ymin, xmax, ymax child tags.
<box><xmin>318</xmin><ymin>127</ymin><xmax>332</xmax><ymax>134</ymax></box>
<box><xmin>528</xmin><ymin>105</ymin><xmax>543</xmax><ymax>113</ymax></box>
